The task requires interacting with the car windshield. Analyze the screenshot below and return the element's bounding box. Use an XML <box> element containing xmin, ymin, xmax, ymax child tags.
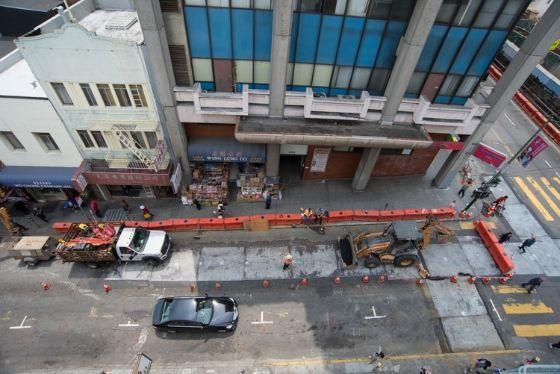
<box><xmin>195</xmin><ymin>299</ymin><xmax>214</xmax><ymax>325</ymax></box>
<box><xmin>131</xmin><ymin>228</ymin><xmax>149</xmax><ymax>252</ymax></box>
<box><xmin>159</xmin><ymin>298</ymin><xmax>214</xmax><ymax>325</ymax></box>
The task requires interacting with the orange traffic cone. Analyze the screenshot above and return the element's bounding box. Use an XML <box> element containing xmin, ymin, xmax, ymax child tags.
<box><xmin>467</xmin><ymin>276</ymin><xmax>476</xmax><ymax>284</ymax></box>
<box><xmin>378</xmin><ymin>275</ymin><xmax>386</xmax><ymax>284</ymax></box>
<box><xmin>103</xmin><ymin>284</ymin><xmax>112</xmax><ymax>293</ymax></box>
<box><xmin>416</xmin><ymin>279</ymin><xmax>424</xmax><ymax>286</ymax></box>
<box><xmin>362</xmin><ymin>275</ymin><xmax>369</xmax><ymax>284</ymax></box>
<box><xmin>215</xmin><ymin>282</ymin><xmax>222</xmax><ymax>289</ymax></box>
<box><xmin>262</xmin><ymin>279</ymin><xmax>270</xmax><ymax>288</ymax></box>
<box><xmin>499</xmin><ymin>277</ymin><xmax>507</xmax><ymax>284</ymax></box>
<box><xmin>299</xmin><ymin>278</ymin><xmax>308</xmax><ymax>286</ymax></box>
<box><xmin>41</xmin><ymin>282</ymin><xmax>50</xmax><ymax>291</ymax></box>
<box><xmin>450</xmin><ymin>275</ymin><xmax>457</xmax><ymax>283</ymax></box>
<box><xmin>482</xmin><ymin>277</ymin><xmax>490</xmax><ymax>285</ymax></box>
<box><xmin>333</xmin><ymin>276</ymin><xmax>341</xmax><ymax>285</ymax></box>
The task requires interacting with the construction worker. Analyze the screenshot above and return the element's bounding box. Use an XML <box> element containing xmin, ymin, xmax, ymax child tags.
<box><xmin>282</xmin><ymin>254</ymin><xmax>293</xmax><ymax>270</ymax></box>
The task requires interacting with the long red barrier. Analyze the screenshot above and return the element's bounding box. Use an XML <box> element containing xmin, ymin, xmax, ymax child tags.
<box><xmin>474</xmin><ymin>220</ymin><xmax>515</xmax><ymax>274</ymax></box>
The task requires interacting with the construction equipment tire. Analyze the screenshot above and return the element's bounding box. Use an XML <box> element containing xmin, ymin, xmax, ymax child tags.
<box><xmin>394</xmin><ymin>254</ymin><xmax>418</xmax><ymax>267</ymax></box>
<box><xmin>364</xmin><ymin>256</ymin><xmax>381</xmax><ymax>269</ymax></box>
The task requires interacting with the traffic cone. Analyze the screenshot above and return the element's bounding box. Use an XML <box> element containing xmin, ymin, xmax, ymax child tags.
<box><xmin>262</xmin><ymin>279</ymin><xmax>270</xmax><ymax>288</ymax></box>
<box><xmin>215</xmin><ymin>282</ymin><xmax>222</xmax><ymax>289</ymax></box>
<box><xmin>103</xmin><ymin>284</ymin><xmax>112</xmax><ymax>293</ymax></box>
<box><xmin>299</xmin><ymin>278</ymin><xmax>308</xmax><ymax>286</ymax></box>
<box><xmin>467</xmin><ymin>276</ymin><xmax>476</xmax><ymax>284</ymax></box>
<box><xmin>449</xmin><ymin>275</ymin><xmax>457</xmax><ymax>283</ymax></box>
<box><xmin>506</xmin><ymin>273</ymin><xmax>514</xmax><ymax>279</ymax></box>
<box><xmin>378</xmin><ymin>275</ymin><xmax>386</xmax><ymax>284</ymax></box>
<box><xmin>41</xmin><ymin>282</ymin><xmax>50</xmax><ymax>291</ymax></box>
<box><xmin>416</xmin><ymin>278</ymin><xmax>424</xmax><ymax>287</ymax></box>
<box><xmin>499</xmin><ymin>277</ymin><xmax>507</xmax><ymax>284</ymax></box>
<box><xmin>333</xmin><ymin>276</ymin><xmax>341</xmax><ymax>285</ymax></box>
<box><xmin>482</xmin><ymin>277</ymin><xmax>490</xmax><ymax>285</ymax></box>
<box><xmin>362</xmin><ymin>275</ymin><xmax>369</xmax><ymax>284</ymax></box>
<box><xmin>190</xmin><ymin>284</ymin><xmax>196</xmax><ymax>292</ymax></box>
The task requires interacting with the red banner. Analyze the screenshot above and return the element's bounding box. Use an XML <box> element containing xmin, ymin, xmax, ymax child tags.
<box><xmin>83</xmin><ymin>170</ymin><xmax>171</xmax><ymax>186</ymax></box>
<box><xmin>473</xmin><ymin>143</ymin><xmax>507</xmax><ymax>168</ymax></box>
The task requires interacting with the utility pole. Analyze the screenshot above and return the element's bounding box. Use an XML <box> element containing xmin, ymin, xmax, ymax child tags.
<box><xmin>462</xmin><ymin>128</ymin><xmax>541</xmax><ymax>213</ymax></box>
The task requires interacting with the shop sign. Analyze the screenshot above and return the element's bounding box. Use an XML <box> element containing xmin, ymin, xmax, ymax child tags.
<box><xmin>72</xmin><ymin>173</ymin><xmax>88</xmax><ymax>192</ymax></box>
<box><xmin>310</xmin><ymin>148</ymin><xmax>330</xmax><ymax>173</ymax></box>
<box><xmin>473</xmin><ymin>143</ymin><xmax>507</xmax><ymax>168</ymax></box>
<box><xmin>193</xmin><ymin>151</ymin><xmax>264</xmax><ymax>163</ymax></box>
<box><xmin>82</xmin><ymin>171</ymin><xmax>171</xmax><ymax>186</ymax></box>
<box><xmin>154</xmin><ymin>140</ymin><xmax>166</xmax><ymax>171</ymax></box>
<box><xmin>170</xmin><ymin>163</ymin><xmax>182</xmax><ymax>194</ymax></box>
<box><xmin>517</xmin><ymin>135</ymin><xmax>548</xmax><ymax>167</ymax></box>
<box><xmin>13</xmin><ymin>181</ymin><xmax>72</xmax><ymax>189</ymax></box>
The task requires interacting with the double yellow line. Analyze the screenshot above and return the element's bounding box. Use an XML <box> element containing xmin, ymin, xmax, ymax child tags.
<box><xmin>514</xmin><ymin>176</ymin><xmax>560</xmax><ymax>221</ymax></box>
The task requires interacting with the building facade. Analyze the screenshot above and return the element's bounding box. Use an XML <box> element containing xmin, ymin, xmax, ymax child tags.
<box><xmin>15</xmin><ymin>2</ymin><xmax>181</xmax><ymax>200</ymax></box>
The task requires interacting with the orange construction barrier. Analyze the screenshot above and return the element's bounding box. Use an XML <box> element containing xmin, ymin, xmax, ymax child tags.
<box><xmin>52</xmin><ymin>222</ymin><xmax>72</xmax><ymax>232</ymax></box>
<box><xmin>224</xmin><ymin>216</ymin><xmax>249</xmax><ymax>230</ymax></box>
<box><xmin>404</xmin><ymin>208</ymin><xmax>431</xmax><ymax>220</ymax></box>
<box><xmin>328</xmin><ymin>210</ymin><xmax>354</xmax><ymax>222</ymax></box>
<box><xmin>430</xmin><ymin>207</ymin><xmax>455</xmax><ymax>219</ymax></box>
<box><xmin>275</xmin><ymin>213</ymin><xmax>301</xmax><ymax>226</ymax></box>
<box><xmin>474</xmin><ymin>220</ymin><xmax>515</xmax><ymax>274</ymax></box>
<box><xmin>199</xmin><ymin>217</ymin><xmax>225</xmax><ymax>230</ymax></box>
<box><xmin>354</xmin><ymin>209</ymin><xmax>380</xmax><ymax>222</ymax></box>
<box><xmin>379</xmin><ymin>209</ymin><xmax>405</xmax><ymax>221</ymax></box>
<box><xmin>172</xmin><ymin>218</ymin><xmax>199</xmax><ymax>231</ymax></box>
<box><xmin>148</xmin><ymin>220</ymin><xmax>174</xmax><ymax>230</ymax></box>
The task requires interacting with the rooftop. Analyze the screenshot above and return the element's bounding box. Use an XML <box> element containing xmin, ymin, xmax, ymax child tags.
<box><xmin>0</xmin><ymin>57</ymin><xmax>45</xmax><ymax>98</ymax></box>
<box><xmin>0</xmin><ymin>0</ymin><xmax>61</xmax><ymax>12</ymax></box>
<box><xmin>78</xmin><ymin>10</ymin><xmax>143</xmax><ymax>44</ymax></box>
<box><xmin>0</xmin><ymin>36</ymin><xmax>16</xmax><ymax>58</ymax></box>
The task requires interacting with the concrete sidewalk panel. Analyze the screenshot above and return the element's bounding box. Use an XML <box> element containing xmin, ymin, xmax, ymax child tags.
<box><xmin>423</xmin><ymin>243</ymin><xmax>474</xmax><ymax>277</ymax></box>
<box><xmin>111</xmin><ymin>262</ymin><xmax>152</xmax><ymax>281</ymax></box>
<box><xmin>428</xmin><ymin>280</ymin><xmax>486</xmax><ymax>317</ymax></box>
<box><xmin>502</xmin><ymin>242</ymin><xmax>544</xmax><ymax>275</ymax></box>
<box><xmin>291</xmin><ymin>244</ymin><xmax>338</xmax><ymax>278</ymax></box>
<box><xmin>457</xmin><ymin>236</ymin><xmax>501</xmax><ymax>276</ymax></box>
<box><xmin>197</xmin><ymin>246</ymin><xmax>245</xmax><ymax>281</ymax></box>
<box><xmin>442</xmin><ymin>315</ymin><xmax>503</xmax><ymax>352</ymax></box>
<box><xmin>490</xmin><ymin>180</ymin><xmax>520</xmax><ymax>205</ymax></box>
<box><xmin>385</xmin><ymin>265</ymin><xmax>421</xmax><ymax>279</ymax></box>
<box><xmin>150</xmin><ymin>250</ymin><xmax>199</xmax><ymax>282</ymax></box>
<box><xmin>502</xmin><ymin>204</ymin><xmax>547</xmax><ymax>238</ymax></box>
<box><xmin>529</xmin><ymin>236</ymin><xmax>560</xmax><ymax>276</ymax></box>
<box><xmin>244</xmin><ymin>245</ymin><xmax>290</xmax><ymax>280</ymax></box>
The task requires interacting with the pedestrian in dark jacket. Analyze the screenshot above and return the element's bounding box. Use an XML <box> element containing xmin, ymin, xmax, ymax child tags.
<box><xmin>519</xmin><ymin>235</ymin><xmax>536</xmax><ymax>253</ymax></box>
<box><xmin>522</xmin><ymin>277</ymin><xmax>543</xmax><ymax>294</ymax></box>
<box><xmin>265</xmin><ymin>192</ymin><xmax>272</xmax><ymax>210</ymax></box>
<box><xmin>550</xmin><ymin>340</ymin><xmax>560</xmax><ymax>349</ymax></box>
<box><xmin>498</xmin><ymin>232</ymin><xmax>512</xmax><ymax>244</ymax></box>
<box><xmin>458</xmin><ymin>178</ymin><xmax>474</xmax><ymax>198</ymax></box>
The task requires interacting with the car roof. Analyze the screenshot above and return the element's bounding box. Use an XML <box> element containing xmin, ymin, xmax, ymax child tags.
<box><xmin>160</xmin><ymin>296</ymin><xmax>233</xmax><ymax>322</ymax></box>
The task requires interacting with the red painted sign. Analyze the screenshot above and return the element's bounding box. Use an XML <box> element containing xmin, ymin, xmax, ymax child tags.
<box><xmin>83</xmin><ymin>170</ymin><xmax>172</xmax><ymax>186</ymax></box>
<box><xmin>431</xmin><ymin>141</ymin><xmax>464</xmax><ymax>150</ymax></box>
<box><xmin>473</xmin><ymin>143</ymin><xmax>507</xmax><ymax>168</ymax></box>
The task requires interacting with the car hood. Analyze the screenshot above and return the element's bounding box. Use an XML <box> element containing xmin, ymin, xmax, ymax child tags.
<box><xmin>210</xmin><ymin>298</ymin><xmax>237</xmax><ymax>325</ymax></box>
<box><xmin>143</xmin><ymin>230</ymin><xmax>166</xmax><ymax>256</ymax></box>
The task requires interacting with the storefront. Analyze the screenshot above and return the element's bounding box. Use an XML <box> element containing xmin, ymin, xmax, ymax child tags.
<box><xmin>0</xmin><ymin>165</ymin><xmax>86</xmax><ymax>202</ymax></box>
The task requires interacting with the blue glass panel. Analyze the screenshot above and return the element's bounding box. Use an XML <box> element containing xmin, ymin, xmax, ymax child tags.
<box><xmin>404</xmin><ymin>93</ymin><xmax>417</xmax><ymax>99</ymax></box>
<box><xmin>451</xmin><ymin>96</ymin><xmax>468</xmax><ymax>105</ymax></box>
<box><xmin>449</xmin><ymin>28</ymin><xmax>488</xmax><ymax>75</ymax></box>
<box><xmin>356</xmin><ymin>19</ymin><xmax>385</xmax><ymax>67</ymax></box>
<box><xmin>312</xmin><ymin>86</ymin><xmax>329</xmax><ymax>94</ymax></box>
<box><xmin>316</xmin><ymin>15</ymin><xmax>343</xmax><ymax>64</ymax></box>
<box><xmin>376</xmin><ymin>20</ymin><xmax>407</xmax><ymax>69</ymax></box>
<box><xmin>329</xmin><ymin>88</ymin><xmax>348</xmax><ymax>96</ymax></box>
<box><xmin>295</xmin><ymin>13</ymin><xmax>321</xmax><ymax>63</ymax></box>
<box><xmin>200</xmin><ymin>82</ymin><xmax>216</xmax><ymax>91</ymax></box>
<box><xmin>434</xmin><ymin>95</ymin><xmax>451</xmax><ymax>104</ymax></box>
<box><xmin>289</xmin><ymin>13</ymin><xmax>299</xmax><ymax>63</ymax></box>
<box><xmin>468</xmin><ymin>30</ymin><xmax>508</xmax><ymax>76</ymax></box>
<box><xmin>184</xmin><ymin>7</ymin><xmax>211</xmax><ymax>58</ymax></box>
<box><xmin>336</xmin><ymin>17</ymin><xmax>365</xmax><ymax>66</ymax></box>
<box><xmin>432</xmin><ymin>27</ymin><xmax>468</xmax><ymax>73</ymax></box>
<box><xmin>369</xmin><ymin>90</ymin><xmax>383</xmax><ymax>96</ymax></box>
<box><xmin>416</xmin><ymin>24</ymin><xmax>448</xmax><ymax>72</ymax></box>
<box><xmin>234</xmin><ymin>83</ymin><xmax>244</xmax><ymax>92</ymax></box>
<box><xmin>255</xmin><ymin>10</ymin><xmax>273</xmax><ymax>60</ymax></box>
<box><xmin>253</xmin><ymin>83</ymin><xmax>269</xmax><ymax>90</ymax></box>
<box><xmin>232</xmin><ymin>9</ymin><xmax>253</xmax><ymax>59</ymax></box>
<box><xmin>208</xmin><ymin>8</ymin><xmax>232</xmax><ymax>59</ymax></box>
<box><xmin>348</xmin><ymin>89</ymin><xmax>362</xmax><ymax>96</ymax></box>
<box><xmin>291</xmin><ymin>85</ymin><xmax>307</xmax><ymax>92</ymax></box>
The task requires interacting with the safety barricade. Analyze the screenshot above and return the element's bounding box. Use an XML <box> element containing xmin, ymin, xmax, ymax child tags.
<box><xmin>148</xmin><ymin>220</ymin><xmax>175</xmax><ymax>230</ymax></box>
<box><xmin>275</xmin><ymin>213</ymin><xmax>301</xmax><ymax>226</ymax></box>
<box><xmin>474</xmin><ymin>220</ymin><xmax>515</xmax><ymax>274</ymax></box>
<box><xmin>403</xmin><ymin>208</ymin><xmax>431</xmax><ymax>220</ymax></box>
<box><xmin>124</xmin><ymin>221</ymin><xmax>142</xmax><ymax>228</ymax></box>
<box><xmin>328</xmin><ymin>210</ymin><xmax>355</xmax><ymax>223</ymax></box>
<box><xmin>353</xmin><ymin>210</ymin><xmax>380</xmax><ymax>222</ymax></box>
<box><xmin>224</xmin><ymin>216</ymin><xmax>249</xmax><ymax>230</ymax></box>
<box><xmin>172</xmin><ymin>218</ymin><xmax>199</xmax><ymax>231</ymax></box>
<box><xmin>199</xmin><ymin>217</ymin><xmax>225</xmax><ymax>230</ymax></box>
<box><xmin>52</xmin><ymin>222</ymin><xmax>72</xmax><ymax>232</ymax></box>
<box><xmin>430</xmin><ymin>207</ymin><xmax>455</xmax><ymax>219</ymax></box>
<box><xmin>378</xmin><ymin>209</ymin><xmax>405</xmax><ymax>221</ymax></box>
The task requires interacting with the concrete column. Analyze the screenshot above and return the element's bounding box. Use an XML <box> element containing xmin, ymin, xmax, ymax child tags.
<box><xmin>352</xmin><ymin>147</ymin><xmax>381</xmax><ymax>191</ymax></box>
<box><xmin>433</xmin><ymin>0</ymin><xmax>560</xmax><ymax>188</ymax></box>
<box><xmin>380</xmin><ymin>0</ymin><xmax>443</xmax><ymax>126</ymax></box>
<box><xmin>266</xmin><ymin>144</ymin><xmax>281</xmax><ymax>177</ymax></box>
<box><xmin>269</xmin><ymin>0</ymin><xmax>294</xmax><ymax>117</ymax></box>
<box><xmin>132</xmin><ymin>0</ymin><xmax>191</xmax><ymax>184</ymax></box>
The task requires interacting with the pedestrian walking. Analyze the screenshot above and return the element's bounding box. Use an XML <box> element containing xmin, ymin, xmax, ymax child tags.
<box><xmin>493</xmin><ymin>195</ymin><xmax>508</xmax><ymax>207</ymax></box>
<box><xmin>282</xmin><ymin>254</ymin><xmax>293</xmax><ymax>270</ymax></box>
<box><xmin>315</xmin><ymin>208</ymin><xmax>326</xmax><ymax>225</ymax></box>
<box><xmin>121</xmin><ymin>199</ymin><xmax>129</xmax><ymax>214</ymax></box>
<box><xmin>140</xmin><ymin>205</ymin><xmax>153</xmax><ymax>220</ymax></box>
<box><xmin>458</xmin><ymin>178</ymin><xmax>474</xmax><ymax>198</ymax></box>
<box><xmin>193</xmin><ymin>197</ymin><xmax>202</xmax><ymax>210</ymax></box>
<box><xmin>265</xmin><ymin>192</ymin><xmax>272</xmax><ymax>210</ymax></box>
<box><xmin>522</xmin><ymin>277</ymin><xmax>543</xmax><ymax>294</ymax></box>
<box><xmin>90</xmin><ymin>199</ymin><xmax>102</xmax><ymax>218</ymax></box>
<box><xmin>419</xmin><ymin>367</ymin><xmax>432</xmax><ymax>374</ymax></box>
<box><xmin>33</xmin><ymin>207</ymin><xmax>48</xmax><ymax>222</ymax></box>
<box><xmin>498</xmin><ymin>232</ymin><xmax>512</xmax><ymax>244</ymax></box>
<box><xmin>549</xmin><ymin>341</ymin><xmax>560</xmax><ymax>349</ymax></box>
<box><xmin>519</xmin><ymin>234</ymin><xmax>536</xmax><ymax>253</ymax></box>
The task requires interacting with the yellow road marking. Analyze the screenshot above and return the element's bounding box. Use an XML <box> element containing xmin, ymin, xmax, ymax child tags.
<box><xmin>527</xmin><ymin>177</ymin><xmax>560</xmax><ymax>217</ymax></box>
<box><xmin>554</xmin><ymin>176</ymin><xmax>560</xmax><ymax>186</ymax></box>
<box><xmin>514</xmin><ymin>177</ymin><xmax>554</xmax><ymax>221</ymax></box>
<box><xmin>514</xmin><ymin>324</ymin><xmax>560</xmax><ymax>337</ymax></box>
<box><xmin>460</xmin><ymin>221</ymin><xmax>496</xmax><ymax>230</ymax></box>
<box><xmin>491</xmin><ymin>285</ymin><xmax>528</xmax><ymax>294</ymax></box>
<box><xmin>503</xmin><ymin>302</ymin><xmax>553</xmax><ymax>314</ymax></box>
<box><xmin>267</xmin><ymin>350</ymin><xmax>527</xmax><ymax>367</ymax></box>
<box><xmin>541</xmin><ymin>177</ymin><xmax>560</xmax><ymax>201</ymax></box>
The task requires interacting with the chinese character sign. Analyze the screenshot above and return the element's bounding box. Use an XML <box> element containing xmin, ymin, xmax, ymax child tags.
<box><xmin>517</xmin><ymin>135</ymin><xmax>548</xmax><ymax>168</ymax></box>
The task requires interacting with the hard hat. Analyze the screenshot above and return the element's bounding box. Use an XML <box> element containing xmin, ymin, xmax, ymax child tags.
<box><xmin>139</xmin><ymin>205</ymin><xmax>145</xmax><ymax>210</ymax></box>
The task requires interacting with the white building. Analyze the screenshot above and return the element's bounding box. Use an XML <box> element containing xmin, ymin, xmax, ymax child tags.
<box><xmin>0</xmin><ymin>49</ymin><xmax>84</xmax><ymax>202</ymax></box>
<box><xmin>15</xmin><ymin>0</ymin><xmax>179</xmax><ymax>200</ymax></box>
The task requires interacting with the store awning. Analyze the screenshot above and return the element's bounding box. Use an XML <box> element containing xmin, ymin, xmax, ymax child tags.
<box><xmin>188</xmin><ymin>137</ymin><xmax>266</xmax><ymax>163</ymax></box>
<box><xmin>0</xmin><ymin>166</ymin><xmax>78</xmax><ymax>189</ymax></box>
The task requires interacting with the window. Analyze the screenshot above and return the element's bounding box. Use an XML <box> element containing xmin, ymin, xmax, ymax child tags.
<box><xmin>130</xmin><ymin>131</ymin><xmax>147</xmax><ymax>149</ymax></box>
<box><xmin>129</xmin><ymin>84</ymin><xmax>148</xmax><ymax>107</ymax></box>
<box><xmin>453</xmin><ymin>0</ymin><xmax>481</xmax><ymax>26</ymax></box>
<box><xmin>90</xmin><ymin>131</ymin><xmax>107</xmax><ymax>148</ymax></box>
<box><xmin>474</xmin><ymin>0</ymin><xmax>504</xmax><ymax>28</ymax></box>
<box><xmin>436</xmin><ymin>0</ymin><xmax>460</xmax><ymax>24</ymax></box>
<box><xmin>406</xmin><ymin>72</ymin><xmax>427</xmax><ymax>96</ymax></box>
<box><xmin>51</xmin><ymin>82</ymin><xmax>73</xmax><ymax>105</ymax></box>
<box><xmin>113</xmin><ymin>84</ymin><xmax>132</xmax><ymax>107</ymax></box>
<box><xmin>145</xmin><ymin>132</ymin><xmax>158</xmax><ymax>149</ymax></box>
<box><xmin>456</xmin><ymin>76</ymin><xmax>479</xmax><ymax>97</ymax></box>
<box><xmin>439</xmin><ymin>74</ymin><xmax>462</xmax><ymax>95</ymax></box>
<box><xmin>97</xmin><ymin>84</ymin><xmax>116</xmax><ymax>106</ymax></box>
<box><xmin>0</xmin><ymin>131</ymin><xmax>24</xmax><ymax>150</ymax></box>
<box><xmin>34</xmin><ymin>133</ymin><xmax>59</xmax><ymax>151</ymax></box>
<box><xmin>77</xmin><ymin>130</ymin><xmax>94</xmax><ymax>148</ymax></box>
<box><xmin>367</xmin><ymin>0</ymin><xmax>391</xmax><ymax>18</ymax></box>
<box><xmin>80</xmin><ymin>83</ymin><xmax>98</xmax><ymax>106</ymax></box>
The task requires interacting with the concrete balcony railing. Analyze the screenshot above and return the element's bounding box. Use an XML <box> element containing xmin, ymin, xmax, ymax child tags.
<box><xmin>102</xmin><ymin>150</ymin><xmax>170</xmax><ymax>171</ymax></box>
<box><xmin>174</xmin><ymin>84</ymin><xmax>489</xmax><ymax>135</ymax></box>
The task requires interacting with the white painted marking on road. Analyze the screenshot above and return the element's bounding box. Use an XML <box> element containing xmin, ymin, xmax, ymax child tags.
<box><xmin>9</xmin><ymin>316</ymin><xmax>31</xmax><ymax>330</ymax></box>
<box><xmin>61</xmin><ymin>281</ymin><xmax>101</xmax><ymax>302</ymax></box>
<box><xmin>544</xmin><ymin>160</ymin><xmax>552</xmax><ymax>168</ymax></box>
<box><xmin>504</xmin><ymin>113</ymin><xmax>517</xmax><ymax>128</ymax></box>
<box><xmin>365</xmin><ymin>306</ymin><xmax>386</xmax><ymax>320</ymax></box>
<box><xmin>556</xmin><ymin>172</ymin><xmax>560</xmax><ymax>179</ymax></box>
<box><xmin>251</xmin><ymin>311</ymin><xmax>273</xmax><ymax>325</ymax></box>
<box><xmin>118</xmin><ymin>319</ymin><xmax>139</xmax><ymax>327</ymax></box>
<box><xmin>489</xmin><ymin>299</ymin><xmax>503</xmax><ymax>322</ymax></box>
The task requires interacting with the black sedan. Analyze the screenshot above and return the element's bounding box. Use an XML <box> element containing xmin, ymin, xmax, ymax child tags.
<box><xmin>152</xmin><ymin>295</ymin><xmax>239</xmax><ymax>332</ymax></box>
